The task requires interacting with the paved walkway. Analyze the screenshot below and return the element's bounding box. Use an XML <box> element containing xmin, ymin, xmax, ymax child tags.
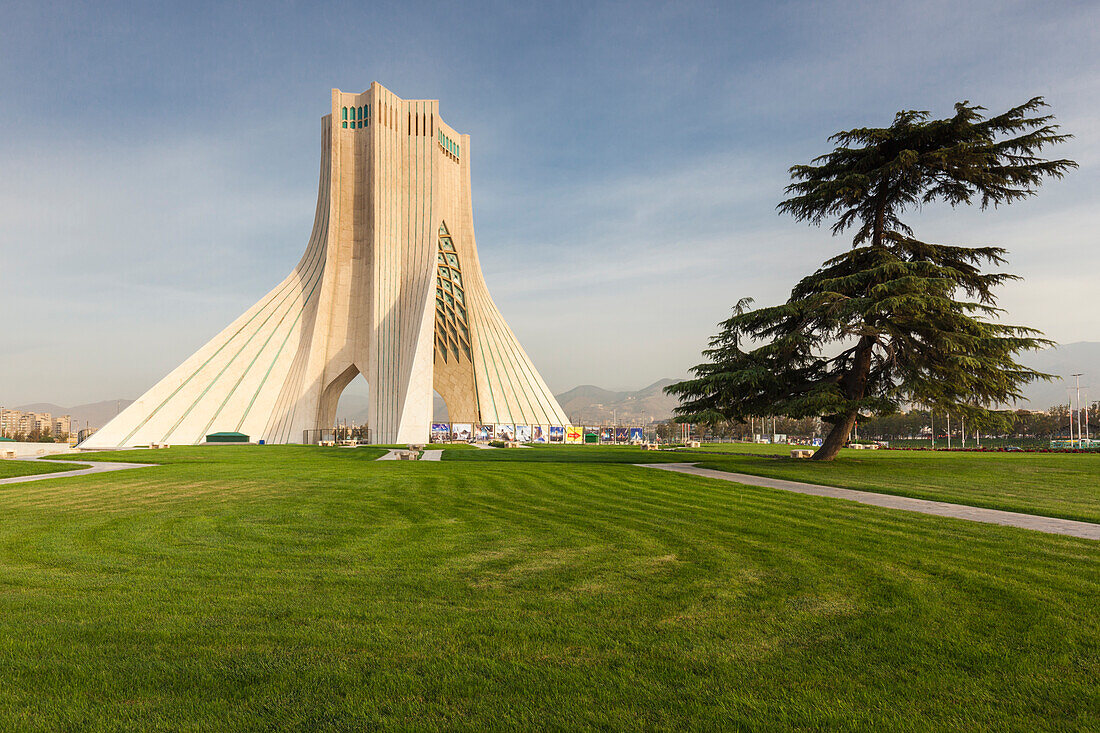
<box><xmin>377</xmin><ymin>450</ymin><xmax>442</xmax><ymax>461</ymax></box>
<box><xmin>641</xmin><ymin>463</ymin><xmax>1100</xmax><ymax>541</ymax></box>
<box><xmin>0</xmin><ymin>459</ymin><xmax>156</xmax><ymax>486</ymax></box>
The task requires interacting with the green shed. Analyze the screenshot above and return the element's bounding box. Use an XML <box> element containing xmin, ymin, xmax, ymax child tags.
<box><xmin>205</xmin><ymin>431</ymin><xmax>250</xmax><ymax>443</ymax></box>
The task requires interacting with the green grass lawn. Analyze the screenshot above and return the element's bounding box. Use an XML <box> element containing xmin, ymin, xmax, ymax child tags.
<box><xmin>679</xmin><ymin>446</ymin><xmax>1100</xmax><ymax>524</ymax></box>
<box><xmin>0</xmin><ymin>459</ymin><xmax>89</xmax><ymax>479</ymax></box>
<box><xmin>1</xmin><ymin>445</ymin><xmax>1097</xmax><ymax>730</ymax></box>
<box><xmin>51</xmin><ymin>442</ymin><xmax>1100</xmax><ymax>522</ymax></box>
<box><xmin>435</xmin><ymin>442</ymin><xmax>1100</xmax><ymax>524</ymax></box>
<box><xmin>441</xmin><ymin>444</ymin><xmax>696</xmax><ymax>463</ymax></box>
<box><xmin>71</xmin><ymin>442</ymin><xmax>1100</xmax><ymax>523</ymax></box>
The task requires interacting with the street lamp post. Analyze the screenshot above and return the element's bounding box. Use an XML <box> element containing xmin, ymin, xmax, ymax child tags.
<box><xmin>1072</xmin><ymin>374</ymin><xmax>1083</xmax><ymax>447</ymax></box>
<box><xmin>1086</xmin><ymin>393</ymin><xmax>1091</xmax><ymax>443</ymax></box>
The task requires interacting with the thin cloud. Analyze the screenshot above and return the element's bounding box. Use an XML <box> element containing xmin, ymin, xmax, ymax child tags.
<box><xmin>2</xmin><ymin>0</ymin><xmax>1098</xmax><ymax>403</ymax></box>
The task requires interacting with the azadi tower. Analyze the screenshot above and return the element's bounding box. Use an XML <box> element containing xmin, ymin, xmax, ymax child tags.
<box><xmin>85</xmin><ymin>83</ymin><xmax>569</xmax><ymax>447</ymax></box>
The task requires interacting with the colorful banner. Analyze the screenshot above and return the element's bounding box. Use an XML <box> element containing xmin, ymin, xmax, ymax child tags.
<box><xmin>565</xmin><ymin>425</ymin><xmax>582</xmax><ymax>444</ymax></box>
<box><xmin>452</xmin><ymin>423</ymin><xmax>473</xmax><ymax>442</ymax></box>
<box><xmin>516</xmin><ymin>425</ymin><xmax>531</xmax><ymax>443</ymax></box>
<box><xmin>477</xmin><ymin>424</ymin><xmax>494</xmax><ymax>441</ymax></box>
<box><xmin>431</xmin><ymin>423</ymin><xmax>450</xmax><ymax>443</ymax></box>
<box><xmin>497</xmin><ymin>424</ymin><xmax>515</xmax><ymax>441</ymax></box>
<box><xmin>629</xmin><ymin>427</ymin><xmax>644</xmax><ymax>442</ymax></box>
<box><xmin>531</xmin><ymin>425</ymin><xmax>548</xmax><ymax>443</ymax></box>
<box><xmin>601</xmin><ymin>428</ymin><xmax>614</xmax><ymax>443</ymax></box>
<box><xmin>615</xmin><ymin>427</ymin><xmax>630</xmax><ymax>442</ymax></box>
<box><xmin>549</xmin><ymin>426</ymin><xmax>564</xmax><ymax>443</ymax></box>
<box><xmin>584</xmin><ymin>429</ymin><xmax>599</xmax><ymax>444</ymax></box>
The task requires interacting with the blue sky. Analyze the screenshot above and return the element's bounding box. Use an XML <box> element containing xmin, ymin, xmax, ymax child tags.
<box><xmin>2</xmin><ymin>0</ymin><xmax>1098</xmax><ymax>406</ymax></box>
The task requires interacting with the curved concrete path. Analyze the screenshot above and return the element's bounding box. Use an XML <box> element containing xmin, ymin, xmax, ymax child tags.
<box><xmin>641</xmin><ymin>463</ymin><xmax>1100</xmax><ymax>541</ymax></box>
<box><xmin>0</xmin><ymin>458</ymin><xmax>157</xmax><ymax>485</ymax></box>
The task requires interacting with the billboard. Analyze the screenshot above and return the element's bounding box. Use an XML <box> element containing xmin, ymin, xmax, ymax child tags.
<box><xmin>516</xmin><ymin>425</ymin><xmax>531</xmax><ymax>443</ymax></box>
<box><xmin>629</xmin><ymin>427</ymin><xmax>644</xmax><ymax>443</ymax></box>
<box><xmin>532</xmin><ymin>425</ymin><xmax>548</xmax><ymax>443</ymax></box>
<box><xmin>615</xmin><ymin>427</ymin><xmax>630</xmax><ymax>443</ymax></box>
<box><xmin>477</xmin><ymin>424</ymin><xmax>494</xmax><ymax>441</ymax></box>
<box><xmin>565</xmin><ymin>425</ymin><xmax>582</xmax><ymax>444</ymax></box>
<box><xmin>549</xmin><ymin>426</ymin><xmax>564</xmax><ymax>443</ymax></box>
<box><xmin>431</xmin><ymin>423</ymin><xmax>450</xmax><ymax>443</ymax></box>
<box><xmin>601</xmin><ymin>428</ymin><xmax>614</xmax><ymax>443</ymax></box>
<box><xmin>452</xmin><ymin>423</ymin><xmax>473</xmax><ymax>442</ymax></box>
<box><xmin>584</xmin><ymin>429</ymin><xmax>599</xmax><ymax>444</ymax></box>
<box><xmin>497</xmin><ymin>424</ymin><xmax>515</xmax><ymax>441</ymax></box>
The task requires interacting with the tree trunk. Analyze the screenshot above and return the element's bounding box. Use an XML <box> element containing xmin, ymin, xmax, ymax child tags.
<box><xmin>872</xmin><ymin>201</ymin><xmax>885</xmax><ymax>247</ymax></box>
<box><xmin>813</xmin><ymin>409</ymin><xmax>859</xmax><ymax>460</ymax></box>
<box><xmin>811</xmin><ymin>335</ymin><xmax>874</xmax><ymax>461</ymax></box>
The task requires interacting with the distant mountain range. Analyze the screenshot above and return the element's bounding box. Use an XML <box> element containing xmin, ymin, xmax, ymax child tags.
<box><xmin>553</xmin><ymin>378</ymin><xmax>681</xmax><ymax>425</ymax></box>
<box><xmin>15</xmin><ymin>342</ymin><xmax>1100</xmax><ymax>430</ymax></box>
<box><xmin>547</xmin><ymin>343</ymin><xmax>1100</xmax><ymax>421</ymax></box>
<box><xmin>333</xmin><ymin>378</ymin><xmax>681</xmax><ymax>425</ymax></box>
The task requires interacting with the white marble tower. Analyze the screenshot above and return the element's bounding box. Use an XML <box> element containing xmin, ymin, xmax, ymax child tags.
<box><xmin>84</xmin><ymin>83</ymin><xmax>568</xmax><ymax>448</ymax></box>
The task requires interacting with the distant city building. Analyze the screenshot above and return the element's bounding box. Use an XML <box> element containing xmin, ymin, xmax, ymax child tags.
<box><xmin>0</xmin><ymin>409</ymin><xmax>70</xmax><ymax>438</ymax></box>
<box><xmin>32</xmin><ymin>413</ymin><xmax>51</xmax><ymax>433</ymax></box>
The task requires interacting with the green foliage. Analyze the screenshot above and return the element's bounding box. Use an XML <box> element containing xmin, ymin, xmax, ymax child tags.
<box><xmin>856</xmin><ymin>405</ymin><xmax>1089</xmax><ymax>443</ymax></box>
<box><xmin>779</xmin><ymin>98</ymin><xmax>1075</xmax><ymax>240</ymax></box>
<box><xmin>668</xmin><ymin>98</ymin><xmax>1076</xmax><ymax>458</ymax></box>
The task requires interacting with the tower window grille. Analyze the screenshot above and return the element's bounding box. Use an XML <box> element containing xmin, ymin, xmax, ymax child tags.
<box><xmin>434</xmin><ymin>222</ymin><xmax>472</xmax><ymax>362</ymax></box>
